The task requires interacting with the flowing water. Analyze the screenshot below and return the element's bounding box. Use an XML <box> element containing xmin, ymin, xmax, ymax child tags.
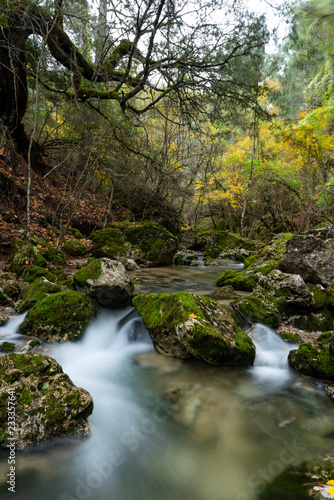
<box><xmin>0</xmin><ymin>261</ymin><xmax>333</xmax><ymax>500</ymax></box>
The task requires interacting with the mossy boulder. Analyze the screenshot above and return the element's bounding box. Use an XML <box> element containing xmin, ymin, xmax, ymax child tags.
<box><xmin>42</xmin><ymin>244</ymin><xmax>67</xmax><ymax>265</ymax></box>
<box><xmin>22</xmin><ymin>265</ymin><xmax>56</xmax><ymax>284</ymax></box>
<box><xmin>232</xmin><ymin>290</ymin><xmax>282</xmax><ymax>328</ymax></box>
<box><xmin>307</xmin><ymin>283</ymin><xmax>328</xmax><ymax>310</ymax></box>
<box><xmin>90</xmin><ymin>228</ymin><xmax>127</xmax><ymax>259</ymax></box>
<box><xmin>72</xmin><ymin>228</ymin><xmax>84</xmax><ymax>240</ymax></box>
<box><xmin>216</xmin><ymin>269</ymin><xmax>259</xmax><ymax>291</ymax></box>
<box><xmin>0</xmin><ymin>342</ymin><xmax>15</xmax><ymax>352</ymax></box>
<box><xmin>216</xmin><ymin>234</ymin><xmax>293</xmax><ymax>292</ymax></box>
<box><xmin>0</xmin><ymin>353</ymin><xmax>93</xmax><ymax>449</ymax></box>
<box><xmin>11</xmin><ymin>238</ymin><xmax>48</xmax><ymax>275</ymax></box>
<box><xmin>63</xmin><ymin>240</ymin><xmax>87</xmax><ymax>257</ymax></box>
<box><xmin>73</xmin><ymin>258</ymin><xmax>134</xmax><ymax>308</ymax></box>
<box><xmin>288</xmin><ymin>332</ymin><xmax>334</xmax><ymax>380</ymax></box>
<box><xmin>133</xmin><ymin>292</ymin><xmax>255</xmax><ymax>366</ymax></box>
<box><xmin>285</xmin><ymin>310</ymin><xmax>334</xmax><ymax>332</ymax></box>
<box><xmin>204</xmin><ymin>230</ymin><xmax>257</xmax><ymax>259</ymax></box>
<box><xmin>16</xmin><ymin>278</ymin><xmax>62</xmax><ymax>313</ymax></box>
<box><xmin>19</xmin><ymin>291</ymin><xmax>96</xmax><ymax>342</ymax></box>
<box><xmin>122</xmin><ymin>221</ymin><xmax>178</xmax><ymax>266</ymax></box>
<box><xmin>279</xmin><ymin>235</ymin><xmax>334</xmax><ymax>286</ymax></box>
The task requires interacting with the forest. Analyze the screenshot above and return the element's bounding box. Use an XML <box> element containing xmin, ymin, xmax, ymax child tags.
<box><xmin>0</xmin><ymin>0</ymin><xmax>332</xmax><ymax>241</ymax></box>
<box><xmin>0</xmin><ymin>1</ymin><xmax>334</xmax><ymax>500</ymax></box>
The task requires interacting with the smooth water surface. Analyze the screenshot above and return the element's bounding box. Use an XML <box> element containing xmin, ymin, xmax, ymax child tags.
<box><xmin>0</xmin><ymin>264</ymin><xmax>333</xmax><ymax>500</ymax></box>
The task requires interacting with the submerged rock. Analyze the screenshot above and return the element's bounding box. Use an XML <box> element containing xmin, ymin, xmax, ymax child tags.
<box><xmin>73</xmin><ymin>258</ymin><xmax>134</xmax><ymax>307</ymax></box>
<box><xmin>279</xmin><ymin>235</ymin><xmax>334</xmax><ymax>286</ymax></box>
<box><xmin>0</xmin><ymin>353</ymin><xmax>93</xmax><ymax>449</ymax></box>
<box><xmin>19</xmin><ymin>291</ymin><xmax>96</xmax><ymax>342</ymax></box>
<box><xmin>133</xmin><ymin>292</ymin><xmax>255</xmax><ymax>366</ymax></box>
<box><xmin>288</xmin><ymin>332</ymin><xmax>334</xmax><ymax>380</ymax></box>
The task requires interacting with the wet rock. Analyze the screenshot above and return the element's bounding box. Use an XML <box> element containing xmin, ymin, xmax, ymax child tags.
<box><xmin>210</xmin><ymin>285</ymin><xmax>239</xmax><ymax>300</ymax></box>
<box><xmin>288</xmin><ymin>332</ymin><xmax>334</xmax><ymax>380</ymax></box>
<box><xmin>133</xmin><ymin>292</ymin><xmax>255</xmax><ymax>366</ymax></box>
<box><xmin>232</xmin><ymin>289</ymin><xmax>281</xmax><ymax>328</ymax></box>
<box><xmin>73</xmin><ymin>258</ymin><xmax>134</xmax><ymax>308</ymax></box>
<box><xmin>0</xmin><ymin>353</ymin><xmax>93</xmax><ymax>449</ymax></box>
<box><xmin>19</xmin><ymin>291</ymin><xmax>96</xmax><ymax>342</ymax></box>
<box><xmin>327</xmin><ymin>385</ymin><xmax>334</xmax><ymax>402</ymax></box>
<box><xmin>279</xmin><ymin>235</ymin><xmax>334</xmax><ymax>286</ymax></box>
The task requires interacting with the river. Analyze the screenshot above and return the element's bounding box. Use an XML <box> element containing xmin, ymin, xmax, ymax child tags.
<box><xmin>0</xmin><ymin>261</ymin><xmax>333</xmax><ymax>500</ymax></box>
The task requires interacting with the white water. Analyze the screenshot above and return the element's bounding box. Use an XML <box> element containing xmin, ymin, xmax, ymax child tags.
<box><xmin>249</xmin><ymin>324</ymin><xmax>299</xmax><ymax>387</ymax></box>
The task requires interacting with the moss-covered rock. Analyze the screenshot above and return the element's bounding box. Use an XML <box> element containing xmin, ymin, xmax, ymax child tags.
<box><xmin>11</xmin><ymin>238</ymin><xmax>48</xmax><ymax>275</ymax></box>
<box><xmin>0</xmin><ymin>353</ymin><xmax>93</xmax><ymax>449</ymax></box>
<box><xmin>257</xmin><ymin>270</ymin><xmax>314</xmax><ymax>310</ymax></box>
<box><xmin>174</xmin><ymin>254</ymin><xmax>184</xmax><ymax>265</ymax></box>
<box><xmin>63</xmin><ymin>240</ymin><xmax>87</xmax><ymax>257</ymax></box>
<box><xmin>288</xmin><ymin>332</ymin><xmax>334</xmax><ymax>380</ymax></box>
<box><xmin>16</xmin><ymin>278</ymin><xmax>62</xmax><ymax>313</ymax></box>
<box><xmin>72</xmin><ymin>228</ymin><xmax>84</xmax><ymax>240</ymax></box>
<box><xmin>90</xmin><ymin>228</ymin><xmax>127</xmax><ymax>259</ymax></box>
<box><xmin>73</xmin><ymin>258</ymin><xmax>134</xmax><ymax>307</ymax></box>
<box><xmin>19</xmin><ymin>291</ymin><xmax>96</xmax><ymax>342</ymax></box>
<box><xmin>133</xmin><ymin>292</ymin><xmax>255</xmax><ymax>366</ymax></box>
<box><xmin>22</xmin><ymin>265</ymin><xmax>56</xmax><ymax>284</ymax></box>
<box><xmin>0</xmin><ymin>342</ymin><xmax>15</xmax><ymax>352</ymax></box>
<box><xmin>42</xmin><ymin>244</ymin><xmax>67</xmax><ymax>265</ymax></box>
<box><xmin>204</xmin><ymin>230</ymin><xmax>257</xmax><ymax>259</ymax></box>
<box><xmin>123</xmin><ymin>221</ymin><xmax>178</xmax><ymax>266</ymax></box>
<box><xmin>279</xmin><ymin>332</ymin><xmax>300</xmax><ymax>343</ymax></box>
<box><xmin>286</xmin><ymin>310</ymin><xmax>334</xmax><ymax>332</ymax></box>
<box><xmin>216</xmin><ymin>269</ymin><xmax>259</xmax><ymax>291</ymax></box>
<box><xmin>307</xmin><ymin>284</ymin><xmax>328</xmax><ymax>310</ymax></box>
<box><xmin>232</xmin><ymin>290</ymin><xmax>282</xmax><ymax>328</ymax></box>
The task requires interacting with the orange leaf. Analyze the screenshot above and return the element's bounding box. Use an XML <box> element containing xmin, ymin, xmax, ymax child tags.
<box><xmin>189</xmin><ymin>313</ymin><xmax>197</xmax><ymax>319</ymax></box>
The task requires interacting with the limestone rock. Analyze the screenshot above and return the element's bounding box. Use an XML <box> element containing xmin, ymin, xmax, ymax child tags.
<box><xmin>0</xmin><ymin>353</ymin><xmax>93</xmax><ymax>449</ymax></box>
<box><xmin>133</xmin><ymin>292</ymin><xmax>255</xmax><ymax>366</ymax></box>
<box><xmin>73</xmin><ymin>258</ymin><xmax>134</xmax><ymax>307</ymax></box>
<box><xmin>279</xmin><ymin>235</ymin><xmax>334</xmax><ymax>286</ymax></box>
<box><xmin>256</xmin><ymin>270</ymin><xmax>314</xmax><ymax>309</ymax></box>
<box><xmin>288</xmin><ymin>332</ymin><xmax>334</xmax><ymax>380</ymax></box>
<box><xmin>19</xmin><ymin>291</ymin><xmax>96</xmax><ymax>342</ymax></box>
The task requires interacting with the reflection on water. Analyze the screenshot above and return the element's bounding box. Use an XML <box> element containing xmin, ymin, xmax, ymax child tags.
<box><xmin>0</xmin><ymin>266</ymin><xmax>333</xmax><ymax>500</ymax></box>
<box><xmin>130</xmin><ymin>259</ymin><xmax>244</xmax><ymax>295</ymax></box>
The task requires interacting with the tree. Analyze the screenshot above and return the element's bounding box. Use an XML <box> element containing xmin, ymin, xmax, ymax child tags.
<box><xmin>0</xmin><ymin>0</ymin><xmax>268</xmax><ymax>164</ymax></box>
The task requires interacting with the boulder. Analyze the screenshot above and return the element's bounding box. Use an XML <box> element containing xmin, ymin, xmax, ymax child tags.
<box><xmin>72</xmin><ymin>258</ymin><xmax>134</xmax><ymax>307</ymax></box>
<box><xmin>90</xmin><ymin>228</ymin><xmax>127</xmax><ymax>259</ymax></box>
<box><xmin>232</xmin><ymin>290</ymin><xmax>281</xmax><ymax>328</ymax></box>
<box><xmin>133</xmin><ymin>292</ymin><xmax>255</xmax><ymax>366</ymax></box>
<box><xmin>16</xmin><ymin>277</ymin><xmax>61</xmax><ymax>313</ymax></box>
<box><xmin>0</xmin><ymin>272</ymin><xmax>21</xmax><ymax>303</ymax></box>
<box><xmin>22</xmin><ymin>265</ymin><xmax>56</xmax><ymax>283</ymax></box>
<box><xmin>256</xmin><ymin>270</ymin><xmax>314</xmax><ymax>309</ymax></box>
<box><xmin>19</xmin><ymin>291</ymin><xmax>96</xmax><ymax>342</ymax></box>
<box><xmin>11</xmin><ymin>238</ymin><xmax>48</xmax><ymax>275</ymax></box>
<box><xmin>63</xmin><ymin>240</ymin><xmax>87</xmax><ymax>257</ymax></box>
<box><xmin>216</xmin><ymin>233</ymin><xmax>293</xmax><ymax>292</ymax></box>
<box><xmin>288</xmin><ymin>332</ymin><xmax>334</xmax><ymax>380</ymax></box>
<box><xmin>0</xmin><ymin>353</ymin><xmax>93</xmax><ymax>449</ymax></box>
<box><xmin>279</xmin><ymin>235</ymin><xmax>334</xmax><ymax>286</ymax></box>
<box><xmin>204</xmin><ymin>230</ymin><xmax>257</xmax><ymax>259</ymax></box>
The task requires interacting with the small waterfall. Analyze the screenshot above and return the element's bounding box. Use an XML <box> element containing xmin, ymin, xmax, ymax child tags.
<box><xmin>248</xmin><ymin>323</ymin><xmax>299</xmax><ymax>387</ymax></box>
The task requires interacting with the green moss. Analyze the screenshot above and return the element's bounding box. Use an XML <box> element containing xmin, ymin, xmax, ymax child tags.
<box><xmin>63</xmin><ymin>240</ymin><xmax>87</xmax><ymax>257</ymax></box>
<box><xmin>174</xmin><ymin>254</ymin><xmax>183</xmax><ymax>265</ymax></box>
<box><xmin>288</xmin><ymin>341</ymin><xmax>334</xmax><ymax>380</ymax></box>
<box><xmin>91</xmin><ymin>228</ymin><xmax>126</xmax><ymax>258</ymax></box>
<box><xmin>11</xmin><ymin>238</ymin><xmax>48</xmax><ymax>275</ymax></box>
<box><xmin>216</xmin><ymin>269</ymin><xmax>258</xmax><ymax>292</ymax></box>
<box><xmin>280</xmin><ymin>332</ymin><xmax>299</xmax><ymax>343</ymax></box>
<box><xmin>0</xmin><ymin>342</ymin><xmax>15</xmax><ymax>352</ymax></box>
<box><xmin>318</xmin><ymin>331</ymin><xmax>332</xmax><ymax>345</ymax></box>
<box><xmin>19</xmin><ymin>291</ymin><xmax>96</xmax><ymax>341</ymax></box>
<box><xmin>22</xmin><ymin>265</ymin><xmax>56</xmax><ymax>284</ymax></box>
<box><xmin>72</xmin><ymin>228</ymin><xmax>84</xmax><ymax>240</ymax></box>
<box><xmin>17</xmin><ymin>278</ymin><xmax>61</xmax><ymax>313</ymax></box>
<box><xmin>204</xmin><ymin>230</ymin><xmax>257</xmax><ymax>259</ymax></box>
<box><xmin>73</xmin><ymin>259</ymin><xmax>102</xmax><ymax>287</ymax></box>
<box><xmin>307</xmin><ymin>284</ymin><xmax>327</xmax><ymax>309</ymax></box>
<box><xmin>232</xmin><ymin>292</ymin><xmax>281</xmax><ymax>328</ymax></box>
<box><xmin>42</xmin><ymin>245</ymin><xmax>67</xmax><ymax>265</ymax></box>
